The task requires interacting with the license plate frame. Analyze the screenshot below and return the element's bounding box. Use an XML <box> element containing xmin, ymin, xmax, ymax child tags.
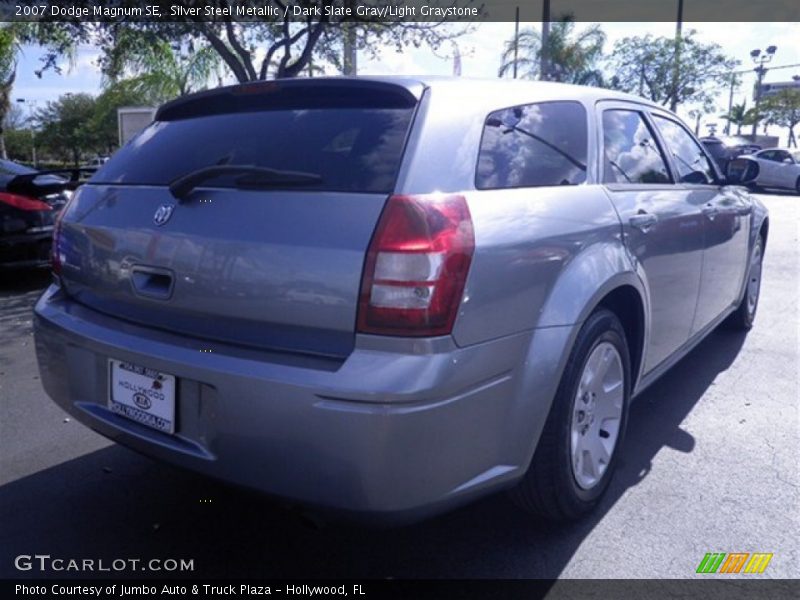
<box><xmin>108</xmin><ymin>359</ymin><xmax>176</xmax><ymax>434</ymax></box>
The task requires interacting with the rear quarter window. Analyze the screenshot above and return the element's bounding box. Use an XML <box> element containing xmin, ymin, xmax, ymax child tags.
<box><xmin>476</xmin><ymin>101</ymin><xmax>588</xmax><ymax>190</ymax></box>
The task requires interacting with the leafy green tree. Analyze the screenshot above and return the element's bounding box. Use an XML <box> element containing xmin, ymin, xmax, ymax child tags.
<box><xmin>761</xmin><ymin>89</ymin><xmax>800</xmax><ymax>148</ymax></box>
<box><xmin>89</xmin><ymin>81</ymin><xmax>154</xmax><ymax>154</ymax></box>
<box><xmin>607</xmin><ymin>30</ymin><xmax>738</xmax><ymax>111</ymax></box>
<box><xmin>20</xmin><ymin>1</ymin><xmax>471</xmax><ymax>82</ymax></box>
<box><xmin>35</xmin><ymin>93</ymin><xmax>98</xmax><ymax>166</ymax></box>
<box><xmin>499</xmin><ymin>18</ymin><xmax>605</xmax><ymax>85</ymax></box>
<box><xmin>4</xmin><ymin>128</ymin><xmax>34</xmax><ymax>163</ymax></box>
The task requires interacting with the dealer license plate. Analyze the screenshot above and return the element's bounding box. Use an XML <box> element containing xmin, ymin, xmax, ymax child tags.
<box><xmin>108</xmin><ymin>360</ymin><xmax>176</xmax><ymax>434</ymax></box>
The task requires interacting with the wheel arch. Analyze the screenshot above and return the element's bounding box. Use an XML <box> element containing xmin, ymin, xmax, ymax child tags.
<box><xmin>759</xmin><ymin>216</ymin><xmax>769</xmax><ymax>247</ymax></box>
<box><xmin>509</xmin><ymin>270</ymin><xmax>650</xmax><ymax>475</ymax></box>
<box><xmin>595</xmin><ymin>285</ymin><xmax>646</xmax><ymax>390</ymax></box>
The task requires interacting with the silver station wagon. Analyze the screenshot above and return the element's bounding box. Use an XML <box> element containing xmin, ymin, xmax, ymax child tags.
<box><xmin>34</xmin><ymin>77</ymin><xmax>767</xmax><ymax>522</ymax></box>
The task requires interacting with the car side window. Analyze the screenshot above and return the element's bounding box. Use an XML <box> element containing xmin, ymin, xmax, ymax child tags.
<box><xmin>601</xmin><ymin>109</ymin><xmax>671</xmax><ymax>184</ymax></box>
<box><xmin>476</xmin><ymin>101</ymin><xmax>588</xmax><ymax>189</ymax></box>
<box><xmin>651</xmin><ymin>115</ymin><xmax>716</xmax><ymax>184</ymax></box>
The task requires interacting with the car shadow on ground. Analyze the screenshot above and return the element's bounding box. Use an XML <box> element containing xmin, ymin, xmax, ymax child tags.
<box><xmin>0</xmin><ymin>315</ymin><xmax>747</xmax><ymax>579</ymax></box>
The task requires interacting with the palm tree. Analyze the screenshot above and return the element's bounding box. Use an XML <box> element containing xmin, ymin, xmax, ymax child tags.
<box><xmin>720</xmin><ymin>102</ymin><xmax>757</xmax><ymax>136</ymax></box>
<box><xmin>499</xmin><ymin>18</ymin><xmax>606</xmax><ymax>86</ymax></box>
<box><xmin>0</xmin><ymin>26</ymin><xmax>19</xmax><ymax>159</ymax></box>
<box><xmin>105</xmin><ymin>33</ymin><xmax>223</xmax><ymax>104</ymax></box>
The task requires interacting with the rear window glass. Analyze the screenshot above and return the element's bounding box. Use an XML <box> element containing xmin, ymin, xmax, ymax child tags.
<box><xmin>92</xmin><ymin>107</ymin><xmax>415</xmax><ymax>194</ymax></box>
<box><xmin>476</xmin><ymin>101</ymin><xmax>588</xmax><ymax>189</ymax></box>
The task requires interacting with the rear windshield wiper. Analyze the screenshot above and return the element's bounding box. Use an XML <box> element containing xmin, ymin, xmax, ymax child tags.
<box><xmin>169</xmin><ymin>165</ymin><xmax>322</xmax><ymax>201</ymax></box>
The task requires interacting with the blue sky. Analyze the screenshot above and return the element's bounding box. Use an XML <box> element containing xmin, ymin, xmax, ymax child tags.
<box><xmin>12</xmin><ymin>22</ymin><xmax>800</xmax><ymax>141</ymax></box>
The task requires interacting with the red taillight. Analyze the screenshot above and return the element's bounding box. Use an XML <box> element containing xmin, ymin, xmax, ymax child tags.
<box><xmin>52</xmin><ymin>213</ymin><xmax>64</xmax><ymax>276</ymax></box>
<box><xmin>51</xmin><ymin>195</ymin><xmax>75</xmax><ymax>277</ymax></box>
<box><xmin>357</xmin><ymin>194</ymin><xmax>474</xmax><ymax>337</ymax></box>
<box><xmin>0</xmin><ymin>192</ymin><xmax>52</xmax><ymax>212</ymax></box>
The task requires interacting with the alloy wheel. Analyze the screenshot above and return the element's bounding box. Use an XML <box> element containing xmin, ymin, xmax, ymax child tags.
<box><xmin>570</xmin><ymin>341</ymin><xmax>625</xmax><ymax>490</ymax></box>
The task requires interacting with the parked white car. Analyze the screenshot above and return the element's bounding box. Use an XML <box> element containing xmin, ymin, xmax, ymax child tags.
<box><xmin>741</xmin><ymin>148</ymin><xmax>800</xmax><ymax>194</ymax></box>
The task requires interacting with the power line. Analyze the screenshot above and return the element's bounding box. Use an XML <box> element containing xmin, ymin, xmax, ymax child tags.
<box><xmin>731</xmin><ymin>62</ymin><xmax>800</xmax><ymax>76</ymax></box>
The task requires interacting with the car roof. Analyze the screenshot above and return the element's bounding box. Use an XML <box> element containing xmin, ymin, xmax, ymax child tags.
<box><xmin>362</xmin><ymin>75</ymin><xmax>661</xmax><ymax>102</ymax></box>
<box><xmin>158</xmin><ymin>75</ymin><xmax>668</xmax><ymax>120</ymax></box>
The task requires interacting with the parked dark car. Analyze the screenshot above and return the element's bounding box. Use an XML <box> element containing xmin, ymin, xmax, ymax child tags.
<box><xmin>0</xmin><ymin>160</ymin><xmax>88</xmax><ymax>269</ymax></box>
<box><xmin>700</xmin><ymin>135</ymin><xmax>762</xmax><ymax>173</ymax></box>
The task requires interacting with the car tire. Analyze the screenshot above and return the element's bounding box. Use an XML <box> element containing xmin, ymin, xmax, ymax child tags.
<box><xmin>509</xmin><ymin>309</ymin><xmax>631</xmax><ymax>521</ymax></box>
<box><xmin>725</xmin><ymin>234</ymin><xmax>764</xmax><ymax>331</ymax></box>
<box><xmin>795</xmin><ymin>176</ymin><xmax>800</xmax><ymax>196</ymax></box>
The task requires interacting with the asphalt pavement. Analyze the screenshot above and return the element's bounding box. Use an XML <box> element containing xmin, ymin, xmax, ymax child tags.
<box><xmin>1</xmin><ymin>193</ymin><xmax>797</xmax><ymax>580</ymax></box>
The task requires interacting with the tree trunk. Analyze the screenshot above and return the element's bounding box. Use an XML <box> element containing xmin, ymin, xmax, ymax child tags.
<box><xmin>0</xmin><ymin>133</ymin><xmax>6</xmax><ymax>160</ymax></box>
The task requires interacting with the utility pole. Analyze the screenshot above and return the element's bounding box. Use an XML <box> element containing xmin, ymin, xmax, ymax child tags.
<box><xmin>638</xmin><ymin>63</ymin><xmax>645</xmax><ymax>97</ymax></box>
<box><xmin>725</xmin><ymin>73</ymin><xmax>737</xmax><ymax>136</ymax></box>
<box><xmin>513</xmin><ymin>6</ymin><xmax>519</xmax><ymax>79</ymax></box>
<box><xmin>669</xmin><ymin>0</ymin><xmax>684</xmax><ymax>112</ymax></box>
<box><xmin>540</xmin><ymin>0</ymin><xmax>550</xmax><ymax>81</ymax></box>
<box><xmin>343</xmin><ymin>0</ymin><xmax>357</xmax><ymax>76</ymax></box>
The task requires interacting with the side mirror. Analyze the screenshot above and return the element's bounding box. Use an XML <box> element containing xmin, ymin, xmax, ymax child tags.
<box><xmin>681</xmin><ymin>170</ymin><xmax>710</xmax><ymax>185</ymax></box>
<box><xmin>783</xmin><ymin>157</ymin><xmax>794</xmax><ymax>164</ymax></box>
<box><xmin>725</xmin><ymin>158</ymin><xmax>759</xmax><ymax>186</ymax></box>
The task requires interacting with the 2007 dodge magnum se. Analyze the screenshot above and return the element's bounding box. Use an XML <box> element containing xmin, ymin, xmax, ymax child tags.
<box><xmin>34</xmin><ymin>77</ymin><xmax>767</xmax><ymax>522</ymax></box>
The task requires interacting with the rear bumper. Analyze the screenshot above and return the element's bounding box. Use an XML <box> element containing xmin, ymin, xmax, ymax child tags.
<box><xmin>33</xmin><ymin>285</ymin><xmax>541</xmax><ymax>522</ymax></box>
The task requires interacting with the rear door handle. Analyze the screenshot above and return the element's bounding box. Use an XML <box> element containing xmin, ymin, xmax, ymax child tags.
<box><xmin>629</xmin><ymin>212</ymin><xmax>658</xmax><ymax>232</ymax></box>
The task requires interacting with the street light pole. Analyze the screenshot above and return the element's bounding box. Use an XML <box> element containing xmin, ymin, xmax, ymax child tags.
<box><xmin>513</xmin><ymin>6</ymin><xmax>519</xmax><ymax>79</ymax></box>
<box><xmin>670</xmin><ymin>0</ymin><xmax>684</xmax><ymax>112</ymax></box>
<box><xmin>750</xmin><ymin>46</ymin><xmax>777</xmax><ymax>139</ymax></box>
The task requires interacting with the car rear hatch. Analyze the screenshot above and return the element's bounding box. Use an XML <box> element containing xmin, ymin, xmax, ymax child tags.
<box><xmin>56</xmin><ymin>79</ymin><xmax>423</xmax><ymax>358</ymax></box>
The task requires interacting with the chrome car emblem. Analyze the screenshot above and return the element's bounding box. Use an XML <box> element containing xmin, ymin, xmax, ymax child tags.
<box><xmin>153</xmin><ymin>204</ymin><xmax>175</xmax><ymax>226</ymax></box>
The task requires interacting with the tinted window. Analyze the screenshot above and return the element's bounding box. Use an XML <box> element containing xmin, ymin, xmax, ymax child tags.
<box><xmin>758</xmin><ymin>150</ymin><xmax>777</xmax><ymax>161</ymax></box>
<box><xmin>602</xmin><ymin>110</ymin><xmax>670</xmax><ymax>184</ymax></box>
<box><xmin>476</xmin><ymin>102</ymin><xmax>587</xmax><ymax>189</ymax></box>
<box><xmin>652</xmin><ymin>115</ymin><xmax>716</xmax><ymax>184</ymax></box>
<box><xmin>702</xmin><ymin>141</ymin><xmax>727</xmax><ymax>160</ymax></box>
<box><xmin>93</xmin><ymin>107</ymin><xmax>415</xmax><ymax>194</ymax></box>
